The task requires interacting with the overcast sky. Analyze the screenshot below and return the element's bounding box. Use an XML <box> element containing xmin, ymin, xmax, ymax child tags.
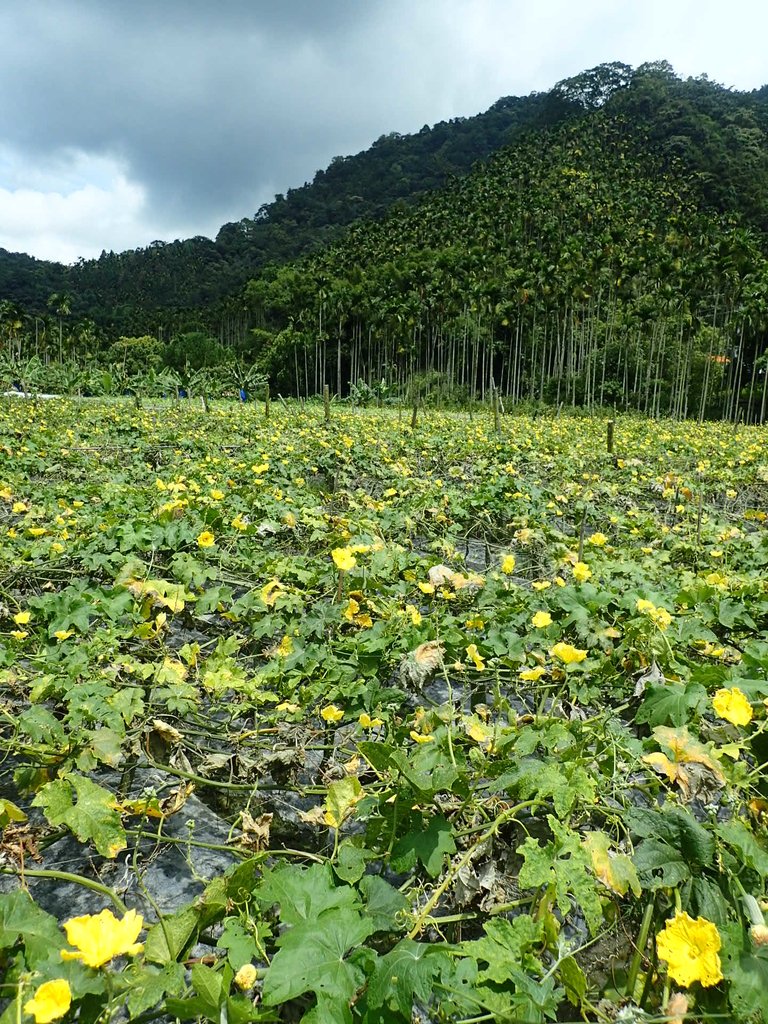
<box><xmin>0</xmin><ymin>0</ymin><xmax>766</xmax><ymax>265</ymax></box>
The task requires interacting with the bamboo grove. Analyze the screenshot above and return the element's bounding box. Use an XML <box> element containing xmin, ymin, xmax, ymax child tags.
<box><xmin>246</xmin><ymin>115</ymin><xmax>768</xmax><ymax>421</ymax></box>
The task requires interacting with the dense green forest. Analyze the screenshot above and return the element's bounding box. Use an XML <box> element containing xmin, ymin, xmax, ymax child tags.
<box><xmin>2</xmin><ymin>61</ymin><xmax>768</xmax><ymax>418</ymax></box>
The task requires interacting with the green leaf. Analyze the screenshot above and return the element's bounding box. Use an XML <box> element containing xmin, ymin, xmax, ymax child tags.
<box><xmin>684</xmin><ymin>877</ymin><xmax>729</xmax><ymax>927</ymax></box>
<box><xmin>559</xmin><ymin>955</ymin><xmax>587</xmax><ymax>1008</ymax></box>
<box><xmin>218</xmin><ymin>917</ymin><xmax>259</xmax><ymax>971</ymax></box>
<box><xmin>717</xmin><ymin>818</ymin><xmax>768</xmax><ymax>876</ymax></box>
<box><xmin>497</xmin><ymin>760</ymin><xmax>596</xmax><ymax>816</ymax></box>
<box><xmin>357</xmin><ymin>740</ymin><xmax>394</xmax><ymax>773</ymax></box>
<box><xmin>391</xmin><ymin>814</ymin><xmax>456</xmax><ymax>878</ymax></box>
<box><xmin>461</xmin><ymin>915</ymin><xmax>544</xmax><ymax>984</ymax></box>
<box><xmin>190</xmin><ymin>962</ymin><xmax>225</xmax><ymax>1012</ymax></box>
<box><xmin>517</xmin><ymin>817</ymin><xmax>604</xmax><ymax>935</ymax></box>
<box><xmin>32</xmin><ymin>774</ymin><xmax>126</xmax><ymax>858</ymax></box>
<box><xmin>632</xmin><ymin>838</ymin><xmax>690</xmax><ymax>890</ymax></box>
<box><xmin>390</xmin><ymin>748</ymin><xmax>460</xmax><ymax>797</ymax></box>
<box><xmin>0</xmin><ymin>891</ymin><xmax>63</xmax><ymax>968</ymax></box>
<box><xmin>325</xmin><ymin>776</ymin><xmax>363</xmax><ymax>829</ymax></box>
<box><xmin>366</xmin><ymin>939</ymin><xmax>451</xmax><ymax>1017</ymax></box>
<box><xmin>636</xmin><ymin>682</ymin><xmax>707</xmax><ymax>727</ymax></box>
<box><xmin>721</xmin><ymin>922</ymin><xmax>768</xmax><ymax>1021</ymax></box>
<box><xmin>261</xmin><ymin>907</ymin><xmax>374</xmax><ymax>1013</ymax></box>
<box><xmin>718</xmin><ymin>598</ymin><xmax>756</xmax><ymax>630</ymax></box>
<box><xmin>626</xmin><ymin>804</ymin><xmax>714</xmax><ymax>868</ymax></box>
<box><xmin>358</xmin><ymin>875</ymin><xmax>408</xmax><ymax>933</ymax></box>
<box><xmin>17</xmin><ymin>706</ymin><xmax>67</xmax><ymax>744</ymax></box>
<box><xmin>334</xmin><ymin>840</ymin><xmax>368</xmax><ymax>884</ymax></box>
<box><xmin>144</xmin><ymin>906</ymin><xmax>199</xmax><ymax>965</ymax></box>
<box><xmin>123</xmin><ymin>963</ymin><xmax>187</xmax><ymax>1017</ymax></box>
<box><xmin>582</xmin><ymin>831</ymin><xmax>641</xmax><ymax>897</ymax></box>
<box><xmin>254</xmin><ymin>862</ymin><xmax>359</xmax><ymax>925</ymax></box>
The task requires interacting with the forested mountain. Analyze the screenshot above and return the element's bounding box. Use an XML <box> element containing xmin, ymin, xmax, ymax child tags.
<box><xmin>1</xmin><ymin>61</ymin><xmax>768</xmax><ymax>419</ymax></box>
<box><xmin>0</xmin><ymin>84</ymin><xmax>576</xmax><ymax>337</ymax></box>
<box><xmin>244</xmin><ymin>62</ymin><xmax>768</xmax><ymax>420</ymax></box>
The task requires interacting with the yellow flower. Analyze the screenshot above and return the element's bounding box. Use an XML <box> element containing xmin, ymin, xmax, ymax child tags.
<box><xmin>320</xmin><ymin>704</ymin><xmax>344</xmax><ymax>723</ymax></box>
<box><xmin>418</xmin><ymin>581</ymin><xmax>435</xmax><ymax>594</ymax></box>
<box><xmin>276</xmin><ymin>635</ymin><xmax>293</xmax><ymax>657</ymax></box>
<box><xmin>11</xmin><ymin>630</ymin><xmax>28</xmax><ymax>640</ymax></box>
<box><xmin>465</xmin><ymin>643</ymin><xmax>486</xmax><ymax>671</ymax></box>
<box><xmin>332</xmin><ymin>547</ymin><xmax>356</xmax><ymax>572</ymax></box>
<box><xmin>466</xmin><ymin>721</ymin><xmax>493</xmax><ymax>747</ymax></box>
<box><xmin>28</xmin><ymin>527</ymin><xmax>47</xmax><ymax>537</ymax></box>
<box><xmin>13</xmin><ymin>610</ymin><xmax>31</xmax><ymax>625</ymax></box>
<box><xmin>234</xmin><ymin>963</ymin><xmax>258</xmax><ymax>990</ymax></box>
<box><xmin>531</xmin><ymin>611</ymin><xmax>552</xmax><ymax>629</ymax></box>
<box><xmin>532</xmin><ymin>580</ymin><xmax>551</xmax><ymax>591</ymax></box>
<box><xmin>405</xmin><ymin>604</ymin><xmax>422</xmax><ymax>626</ymax></box>
<box><xmin>550</xmin><ymin>642</ymin><xmax>587</xmax><ymax>665</ymax></box>
<box><xmin>501</xmin><ymin>554</ymin><xmax>516</xmax><ymax>574</ymax></box>
<box><xmin>636</xmin><ymin>598</ymin><xmax>656</xmax><ymax>615</ymax></box>
<box><xmin>231</xmin><ymin>514</ymin><xmax>248</xmax><ymax>531</ymax></box>
<box><xmin>588</xmin><ymin>532</ymin><xmax>607</xmax><ymax>547</ymax></box>
<box><xmin>197</xmin><ymin>530</ymin><xmax>215</xmax><ymax>548</ymax></box>
<box><xmin>410</xmin><ymin>730</ymin><xmax>435</xmax><ymax>744</ymax></box>
<box><xmin>23</xmin><ymin>979</ymin><xmax>72</xmax><ymax>1023</ymax></box>
<box><xmin>344</xmin><ymin>597</ymin><xmax>360</xmax><ymax>621</ymax></box>
<box><xmin>649</xmin><ymin>606</ymin><xmax>673</xmax><ymax>630</ymax></box>
<box><xmin>712</xmin><ymin>687</ymin><xmax>753</xmax><ymax>727</ymax></box>
<box><xmin>61</xmin><ymin>908</ymin><xmax>144</xmax><ymax>968</ymax></box>
<box><xmin>276</xmin><ymin>701</ymin><xmax>300</xmax><ymax>713</ymax></box>
<box><xmin>656</xmin><ymin>911</ymin><xmax>723</xmax><ymax>988</ymax></box>
<box><xmin>359</xmin><ymin>712</ymin><xmax>383</xmax><ymax>729</ymax></box>
<box><xmin>54</xmin><ymin>629</ymin><xmax>74</xmax><ymax>641</ymax></box>
<box><xmin>519</xmin><ymin>665</ymin><xmax>546</xmax><ymax>681</ymax></box>
<box><xmin>12</xmin><ymin>501</ymin><xmax>27</xmax><ymax>513</ymax></box>
<box><xmin>210</xmin><ymin>489</ymin><xmax>225</xmax><ymax>500</ymax></box>
<box><xmin>572</xmin><ymin>561</ymin><xmax>591</xmax><ymax>583</ymax></box>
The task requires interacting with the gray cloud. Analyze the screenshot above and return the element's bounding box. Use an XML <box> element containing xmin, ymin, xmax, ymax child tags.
<box><xmin>0</xmin><ymin>0</ymin><xmax>766</xmax><ymax>261</ymax></box>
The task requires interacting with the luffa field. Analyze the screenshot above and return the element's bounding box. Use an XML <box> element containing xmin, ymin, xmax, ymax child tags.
<box><xmin>1</xmin><ymin>395</ymin><xmax>768</xmax><ymax>1023</ymax></box>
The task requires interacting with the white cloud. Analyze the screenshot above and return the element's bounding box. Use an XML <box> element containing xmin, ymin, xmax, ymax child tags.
<box><xmin>0</xmin><ymin>150</ymin><xmax>152</xmax><ymax>263</ymax></box>
<box><xmin>0</xmin><ymin>0</ymin><xmax>766</xmax><ymax>262</ymax></box>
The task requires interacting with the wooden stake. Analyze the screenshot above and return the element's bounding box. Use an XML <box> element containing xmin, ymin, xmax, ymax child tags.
<box><xmin>696</xmin><ymin>490</ymin><xmax>704</xmax><ymax>546</ymax></box>
<box><xmin>264</xmin><ymin>384</ymin><xmax>270</xmax><ymax>420</ymax></box>
<box><xmin>577</xmin><ymin>506</ymin><xmax>588</xmax><ymax>562</ymax></box>
<box><xmin>493</xmin><ymin>387</ymin><xmax>501</xmax><ymax>434</ymax></box>
<box><xmin>323</xmin><ymin>384</ymin><xmax>330</xmax><ymax>423</ymax></box>
<box><xmin>607</xmin><ymin>420</ymin><xmax>614</xmax><ymax>454</ymax></box>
